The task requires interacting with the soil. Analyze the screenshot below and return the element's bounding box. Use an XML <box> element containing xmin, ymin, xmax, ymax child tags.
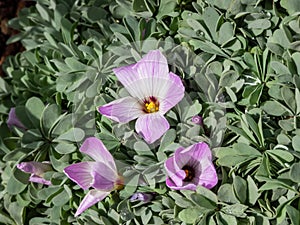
<box><xmin>0</xmin><ymin>0</ymin><xmax>33</xmax><ymax>76</ymax></box>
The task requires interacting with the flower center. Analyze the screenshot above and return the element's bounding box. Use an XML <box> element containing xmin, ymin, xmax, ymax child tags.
<box><xmin>144</xmin><ymin>97</ymin><xmax>159</xmax><ymax>113</ymax></box>
<box><xmin>182</xmin><ymin>165</ymin><xmax>195</xmax><ymax>182</ymax></box>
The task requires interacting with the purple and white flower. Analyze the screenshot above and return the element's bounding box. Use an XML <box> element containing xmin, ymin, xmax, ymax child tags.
<box><xmin>64</xmin><ymin>137</ymin><xmax>123</xmax><ymax>217</ymax></box>
<box><xmin>130</xmin><ymin>192</ymin><xmax>154</xmax><ymax>203</ymax></box>
<box><xmin>99</xmin><ymin>50</ymin><xmax>185</xmax><ymax>144</ymax></box>
<box><xmin>164</xmin><ymin>142</ymin><xmax>217</xmax><ymax>191</ymax></box>
<box><xmin>7</xmin><ymin>107</ymin><xmax>26</xmax><ymax>130</ymax></box>
<box><xmin>17</xmin><ymin>161</ymin><xmax>52</xmax><ymax>186</ymax></box>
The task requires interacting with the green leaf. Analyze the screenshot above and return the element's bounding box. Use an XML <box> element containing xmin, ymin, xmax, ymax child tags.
<box><xmin>261</xmin><ymin>101</ymin><xmax>290</xmax><ymax>116</ymax></box>
<box><xmin>292</xmin><ymin>52</ymin><xmax>300</xmax><ymax>75</ymax></box>
<box><xmin>218</xmin><ymin>22</ymin><xmax>234</xmax><ymax>45</ymax></box>
<box><xmin>85</xmin><ymin>6</ymin><xmax>107</xmax><ymax>22</ymax></box>
<box><xmin>55</xmin><ymin>128</ymin><xmax>85</xmax><ymax>142</ymax></box>
<box><xmin>247</xmin><ymin>176</ymin><xmax>260</xmax><ymax>205</ymax></box>
<box><xmin>196</xmin><ymin>186</ymin><xmax>218</xmax><ymax>203</ymax></box>
<box><xmin>133</xmin><ymin>0</ymin><xmax>150</xmax><ymax>13</ymax></box>
<box><xmin>178</xmin><ymin>207</ymin><xmax>201</xmax><ymax>224</ymax></box>
<box><xmin>247</xmin><ymin>19</ymin><xmax>271</xmax><ymax>30</ymax></box>
<box><xmin>286</xmin><ymin>205</ymin><xmax>300</xmax><ymax>225</ymax></box>
<box><xmin>8</xmin><ymin>202</ymin><xmax>24</xmax><ymax>225</ymax></box>
<box><xmin>218</xmin><ymin>184</ymin><xmax>240</xmax><ymax>204</ymax></box>
<box><xmin>64</xmin><ymin>57</ymin><xmax>87</xmax><ymax>71</ymax></box>
<box><xmin>221</xmin><ymin>203</ymin><xmax>248</xmax><ymax>217</ymax></box>
<box><xmin>21</xmin><ymin>129</ymin><xmax>43</xmax><ymax>149</ymax></box>
<box><xmin>0</xmin><ymin>212</ymin><xmax>15</xmax><ymax>225</ymax></box>
<box><xmin>156</xmin><ymin>0</ymin><xmax>177</xmax><ymax>20</ymax></box>
<box><xmin>280</xmin><ymin>0</ymin><xmax>300</xmax><ymax>15</ymax></box>
<box><xmin>37</xmin><ymin>186</ymin><xmax>61</xmax><ymax>200</ymax></box>
<box><xmin>158</xmin><ymin>129</ymin><xmax>176</xmax><ymax>152</ymax></box>
<box><xmin>217</xmin><ymin>144</ymin><xmax>261</xmax><ymax>167</ymax></box>
<box><xmin>61</xmin><ymin>17</ymin><xmax>74</xmax><ymax>43</ymax></box>
<box><xmin>202</xmin><ymin>7</ymin><xmax>219</xmax><ymax>41</ymax></box>
<box><xmin>219</xmin><ymin>71</ymin><xmax>239</xmax><ymax>87</ymax></box>
<box><xmin>267</xmin><ymin>149</ymin><xmax>294</xmax><ymax>163</ymax></box>
<box><xmin>97</xmin><ymin>133</ymin><xmax>120</xmax><ymax>151</ymax></box>
<box><xmin>25</xmin><ymin>97</ymin><xmax>45</xmax><ymax>128</ymax></box>
<box><xmin>52</xmin><ymin>185</ymin><xmax>72</xmax><ymax>206</ymax></box>
<box><xmin>259</xmin><ymin>179</ymin><xmax>295</xmax><ymax>192</ymax></box>
<box><xmin>53</xmin><ymin>142</ymin><xmax>77</xmax><ymax>154</ymax></box>
<box><xmin>41</xmin><ymin>104</ymin><xmax>61</xmax><ymax>138</ymax></box>
<box><xmin>292</xmin><ymin>135</ymin><xmax>300</xmax><ymax>151</ymax></box>
<box><xmin>134</xmin><ymin>141</ymin><xmax>154</xmax><ymax>156</ymax></box>
<box><xmin>36</xmin><ymin>3</ymin><xmax>50</xmax><ymax>21</ymax></box>
<box><xmin>7</xmin><ymin>171</ymin><xmax>28</xmax><ymax>195</ymax></box>
<box><xmin>233</xmin><ymin>176</ymin><xmax>247</xmax><ymax>203</ymax></box>
<box><xmin>217</xmin><ymin>211</ymin><xmax>237</xmax><ymax>225</ymax></box>
<box><xmin>267</xmin><ymin>43</ymin><xmax>284</xmax><ymax>55</ymax></box>
<box><xmin>190</xmin><ymin>193</ymin><xmax>217</xmax><ymax>209</ymax></box>
<box><xmin>29</xmin><ymin>217</ymin><xmax>51</xmax><ymax>225</ymax></box>
<box><xmin>279</xmin><ymin>118</ymin><xmax>295</xmax><ymax>132</ymax></box>
<box><xmin>289</xmin><ymin>162</ymin><xmax>300</xmax><ymax>183</ymax></box>
<box><xmin>281</xmin><ymin>86</ymin><xmax>296</xmax><ymax>113</ymax></box>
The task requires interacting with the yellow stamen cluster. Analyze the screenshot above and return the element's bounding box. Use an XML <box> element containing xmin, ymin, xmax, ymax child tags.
<box><xmin>145</xmin><ymin>101</ymin><xmax>159</xmax><ymax>113</ymax></box>
<box><xmin>182</xmin><ymin>165</ymin><xmax>195</xmax><ymax>182</ymax></box>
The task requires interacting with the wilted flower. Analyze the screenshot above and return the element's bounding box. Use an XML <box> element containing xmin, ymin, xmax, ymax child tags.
<box><xmin>99</xmin><ymin>50</ymin><xmax>185</xmax><ymax>144</ymax></box>
<box><xmin>130</xmin><ymin>192</ymin><xmax>154</xmax><ymax>203</ymax></box>
<box><xmin>64</xmin><ymin>137</ymin><xmax>123</xmax><ymax>217</ymax></box>
<box><xmin>7</xmin><ymin>107</ymin><xmax>26</xmax><ymax>130</ymax></box>
<box><xmin>164</xmin><ymin>142</ymin><xmax>217</xmax><ymax>191</ymax></box>
<box><xmin>17</xmin><ymin>161</ymin><xmax>52</xmax><ymax>186</ymax></box>
<box><xmin>191</xmin><ymin>115</ymin><xmax>203</xmax><ymax>126</ymax></box>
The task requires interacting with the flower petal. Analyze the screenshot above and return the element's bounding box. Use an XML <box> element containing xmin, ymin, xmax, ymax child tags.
<box><xmin>135</xmin><ymin>113</ymin><xmax>170</xmax><ymax>144</ymax></box>
<box><xmin>113</xmin><ymin>64</ymin><xmax>150</xmax><ymax>100</ymax></box>
<box><xmin>29</xmin><ymin>174</ymin><xmax>52</xmax><ymax>186</ymax></box>
<box><xmin>98</xmin><ymin>96</ymin><xmax>143</xmax><ymax>123</ymax></box>
<box><xmin>63</xmin><ymin>162</ymin><xmax>94</xmax><ymax>190</ymax></box>
<box><xmin>166</xmin><ymin>178</ymin><xmax>197</xmax><ymax>191</ymax></box>
<box><xmin>7</xmin><ymin>107</ymin><xmax>26</xmax><ymax>130</ymax></box>
<box><xmin>17</xmin><ymin>161</ymin><xmax>51</xmax><ymax>176</ymax></box>
<box><xmin>91</xmin><ymin>162</ymin><xmax>117</xmax><ymax>191</ymax></box>
<box><xmin>135</xmin><ymin>50</ymin><xmax>169</xmax><ymax>79</ymax></box>
<box><xmin>164</xmin><ymin>153</ymin><xmax>186</xmax><ymax>187</ymax></box>
<box><xmin>113</xmin><ymin>50</ymin><xmax>169</xmax><ymax>100</ymax></box>
<box><xmin>75</xmin><ymin>189</ymin><xmax>109</xmax><ymax>217</ymax></box>
<box><xmin>175</xmin><ymin>142</ymin><xmax>212</xmax><ymax>169</ymax></box>
<box><xmin>130</xmin><ymin>192</ymin><xmax>154</xmax><ymax>203</ymax></box>
<box><xmin>79</xmin><ymin>137</ymin><xmax>116</xmax><ymax>171</ymax></box>
<box><xmin>191</xmin><ymin>115</ymin><xmax>203</xmax><ymax>125</ymax></box>
<box><xmin>156</xmin><ymin>72</ymin><xmax>185</xmax><ymax>114</ymax></box>
<box><xmin>198</xmin><ymin>159</ymin><xmax>218</xmax><ymax>189</ymax></box>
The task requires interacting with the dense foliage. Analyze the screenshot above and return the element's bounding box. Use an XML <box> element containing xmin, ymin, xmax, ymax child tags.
<box><xmin>1</xmin><ymin>0</ymin><xmax>300</xmax><ymax>224</ymax></box>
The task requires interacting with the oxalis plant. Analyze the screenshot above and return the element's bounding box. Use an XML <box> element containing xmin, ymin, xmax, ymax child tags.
<box><xmin>1</xmin><ymin>0</ymin><xmax>300</xmax><ymax>224</ymax></box>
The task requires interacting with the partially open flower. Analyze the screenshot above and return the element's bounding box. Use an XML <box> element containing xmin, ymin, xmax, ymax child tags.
<box><xmin>64</xmin><ymin>137</ymin><xmax>123</xmax><ymax>217</ymax></box>
<box><xmin>191</xmin><ymin>115</ymin><xmax>203</xmax><ymax>126</ymax></box>
<box><xmin>99</xmin><ymin>50</ymin><xmax>185</xmax><ymax>144</ymax></box>
<box><xmin>7</xmin><ymin>108</ymin><xmax>26</xmax><ymax>130</ymax></box>
<box><xmin>17</xmin><ymin>161</ymin><xmax>52</xmax><ymax>186</ymax></box>
<box><xmin>129</xmin><ymin>192</ymin><xmax>154</xmax><ymax>203</ymax></box>
<box><xmin>164</xmin><ymin>142</ymin><xmax>217</xmax><ymax>191</ymax></box>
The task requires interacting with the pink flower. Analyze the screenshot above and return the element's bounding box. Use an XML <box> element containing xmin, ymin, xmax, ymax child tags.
<box><xmin>164</xmin><ymin>142</ymin><xmax>217</xmax><ymax>191</ymax></box>
<box><xmin>64</xmin><ymin>137</ymin><xmax>123</xmax><ymax>217</ymax></box>
<box><xmin>17</xmin><ymin>161</ymin><xmax>52</xmax><ymax>186</ymax></box>
<box><xmin>99</xmin><ymin>50</ymin><xmax>185</xmax><ymax>144</ymax></box>
<box><xmin>7</xmin><ymin>108</ymin><xmax>26</xmax><ymax>130</ymax></box>
<box><xmin>191</xmin><ymin>115</ymin><xmax>203</xmax><ymax>126</ymax></box>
